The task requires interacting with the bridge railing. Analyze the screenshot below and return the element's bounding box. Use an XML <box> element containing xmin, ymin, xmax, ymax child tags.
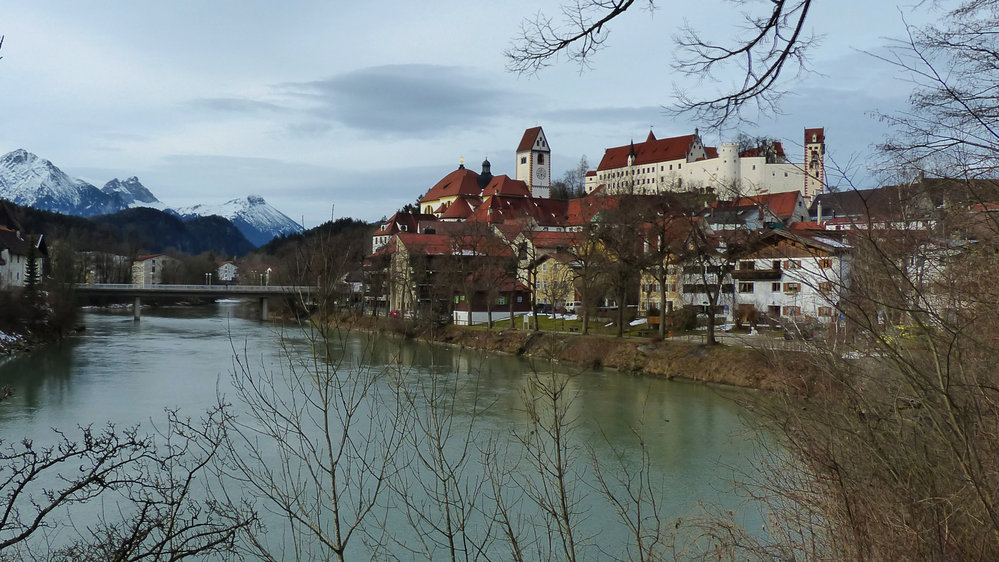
<box><xmin>72</xmin><ymin>283</ymin><xmax>318</xmax><ymax>294</ymax></box>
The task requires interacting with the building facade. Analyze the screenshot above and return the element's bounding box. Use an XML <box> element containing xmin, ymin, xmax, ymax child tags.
<box><xmin>587</xmin><ymin>128</ymin><xmax>825</xmax><ymax>204</ymax></box>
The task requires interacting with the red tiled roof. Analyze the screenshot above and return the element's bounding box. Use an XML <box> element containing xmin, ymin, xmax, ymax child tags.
<box><xmin>566</xmin><ymin>195</ymin><xmax>618</xmax><ymax>225</ymax></box>
<box><xmin>517</xmin><ymin>126</ymin><xmax>544</xmax><ymax>152</ymax></box>
<box><xmin>465</xmin><ymin>195</ymin><xmax>569</xmax><ymax>227</ymax></box>
<box><xmin>482</xmin><ymin>175</ymin><xmax>531</xmax><ymax>198</ymax></box>
<box><xmin>441</xmin><ymin>197</ymin><xmax>476</xmax><ymax>219</ymax></box>
<box><xmin>527</xmin><ymin>231</ymin><xmax>582</xmax><ymax>249</ymax></box>
<box><xmin>397</xmin><ymin>231</ymin><xmax>513</xmax><ymax>258</ymax></box>
<box><xmin>135</xmin><ymin>254</ymin><xmax>164</xmax><ymax>262</ymax></box>
<box><xmin>805</xmin><ymin>128</ymin><xmax>825</xmax><ymax>144</ymax></box>
<box><xmin>373</xmin><ymin>212</ymin><xmax>438</xmax><ymax>237</ymax></box>
<box><xmin>420</xmin><ymin>167</ymin><xmax>482</xmax><ymax>203</ymax></box>
<box><xmin>597</xmin><ymin>134</ymin><xmax>697</xmax><ymax>170</ymax></box>
<box><xmin>731</xmin><ymin>191</ymin><xmax>802</xmax><ymax>218</ymax></box>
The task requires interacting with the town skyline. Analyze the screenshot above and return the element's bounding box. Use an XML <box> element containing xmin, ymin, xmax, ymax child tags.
<box><xmin>1</xmin><ymin>1</ymin><xmax>938</xmax><ymax>227</ymax></box>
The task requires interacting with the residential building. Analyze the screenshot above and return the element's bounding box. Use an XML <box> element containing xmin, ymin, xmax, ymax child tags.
<box><xmin>131</xmin><ymin>254</ymin><xmax>177</xmax><ymax>286</ymax></box>
<box><xmin>218</xmin><ymin>261</ymin><xmax>238</xmax><ymax>284</ymax></box>
<box><xmin>679</xmin><ymin>229</ymin><xmax>850</xmax><ymax>324</ymax></box>
<box><xmin>0</xmin><ymin>226</ymin><xmax>45</xmax><ymax>289</ymax></box>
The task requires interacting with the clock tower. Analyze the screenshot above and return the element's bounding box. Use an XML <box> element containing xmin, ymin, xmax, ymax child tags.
<box><xmin>803</xmin><ymin>127</ymin><xmax>825</xmax><ymax>202</ymax></box>
<box><xmin>516</xmin><ymin>126</ymin><xmax>551</xmax><ymax>198</ymax></box>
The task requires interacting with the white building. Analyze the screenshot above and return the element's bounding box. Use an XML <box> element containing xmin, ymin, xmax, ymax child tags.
<box><xmin>131</xmin><ymin>254</ymin><xmax>176</xmax><ymax>286</ymax></box>
<box><xmin>587</xmin><ymin>128</ymin><xmax>826</xmax><ymax>204</ymax></box>
<box><xmin>679</xmin><ymin>229</ymin><xmax>849</xmax><ymax>324</ymax></box>
<box><xmin>0</xmin><ymin>227</ymin><xmax>45</xmax><ymax>289</ymax></box>
<box><xmin>218</xmin><ymin>261</ymin><xmax>238</xmax><ymax>284</ymax></box>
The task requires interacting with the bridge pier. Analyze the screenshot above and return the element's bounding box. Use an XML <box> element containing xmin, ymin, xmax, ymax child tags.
<box><xmin>260</xmin><ymin>297</ymin><xmax>268</xmax><ymax>321</ymax></box>
<box><xmin>133</xmin><ymin>296</ymin><xmax>141</xmax><ymax>321</ymax></box>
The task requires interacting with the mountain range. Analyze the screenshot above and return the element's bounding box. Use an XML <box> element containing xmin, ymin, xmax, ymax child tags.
<box><xmin>0</xmin><ymin>149</ymin><xmax>303</xmax><ymax>246</ymax></box>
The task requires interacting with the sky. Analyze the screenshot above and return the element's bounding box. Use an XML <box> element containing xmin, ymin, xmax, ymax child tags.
<box><xmin>0</xmin><ymin>1</ymin><xmax>938</xmax><ymax>228</ymax></box>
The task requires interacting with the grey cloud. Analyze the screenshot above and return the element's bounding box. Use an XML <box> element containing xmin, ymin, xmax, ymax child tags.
<box><xmin>279</xmin><ymin>64</ymin><xmax>522</xmax><ymax>136</ymax></box>
<box><xmin>186</xmin><ymin>97</ymin><xmax>292</xmax><ymax>114</ymax></box>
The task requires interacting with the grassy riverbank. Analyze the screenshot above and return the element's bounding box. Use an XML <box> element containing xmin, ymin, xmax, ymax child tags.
<box><xmin>348</xmin><ymin>316</ymin><xmax>809</xmax><ymax>393</ymax></box>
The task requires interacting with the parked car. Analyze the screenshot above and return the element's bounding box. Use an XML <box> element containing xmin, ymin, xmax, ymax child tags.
<box><xmin>565</xmin><ymin>301</ymin><xmax>583</xmax><ymax>313</ymax></box>
<box><xmin>389</xmin><ymin>310</ymin><xmax>401</xmax><ymax>318</ymax></box>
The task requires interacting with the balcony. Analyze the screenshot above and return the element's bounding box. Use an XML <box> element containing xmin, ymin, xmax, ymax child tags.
<box><xmin>731</xmin><ymin>268</ymin><xmax>782</xmax><ymax>281</ymax></box>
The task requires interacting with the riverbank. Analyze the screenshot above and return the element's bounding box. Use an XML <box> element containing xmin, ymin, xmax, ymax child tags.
<box><xmin>350</xmin><ymin>317</ymin><xmax>811</xmax><ymax>394</ymax></box>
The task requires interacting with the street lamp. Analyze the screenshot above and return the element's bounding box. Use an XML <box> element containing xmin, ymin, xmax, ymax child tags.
<box><xmin>205</xmin><ymin>272</ymin><xmax>212</xmax><ymax>286</ymax></box>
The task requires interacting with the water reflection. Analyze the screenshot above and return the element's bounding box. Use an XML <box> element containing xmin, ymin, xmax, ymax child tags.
<box><xmin>0</xmin><ymin>305</ymin><xmax>767</xmax><ymax>558</ymax></box>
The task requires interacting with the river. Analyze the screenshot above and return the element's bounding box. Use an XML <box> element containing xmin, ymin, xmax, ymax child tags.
<box><xmin>0</xmin><ymin>303</ymin><xmax>769</xmax><ymax>559</ymax></box>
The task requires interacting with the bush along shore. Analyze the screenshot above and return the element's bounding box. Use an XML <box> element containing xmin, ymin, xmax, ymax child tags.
<box><xmin>0</xmin><ymin>287</ymin><xmax>79</xmax><ymax>358</ymax></box>
<box><xmin>347</xmin><ymin>316</ymin><xmax>810</xmax><ymax>394</ymax></box>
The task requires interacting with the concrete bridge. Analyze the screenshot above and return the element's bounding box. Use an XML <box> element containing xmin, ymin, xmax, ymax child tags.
<box><xmin>72</xmin><ymin>283</ymin><xmax>318</xmax><ymax>320</ymax></box>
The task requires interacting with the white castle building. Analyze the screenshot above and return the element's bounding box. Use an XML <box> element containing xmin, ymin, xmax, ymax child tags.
<box><xmin>586</xmin><ymin>127</ymin><xmax>826</xmax><ymax>203</ymax></box>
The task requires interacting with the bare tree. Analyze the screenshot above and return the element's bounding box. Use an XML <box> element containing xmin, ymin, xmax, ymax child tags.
<box><xmin>0</xmin><ymin>411</ymin><xmax>256</xmax><ymax>561</ymax></box>
<box><xmin>503</xmin><ymin>348</ymin><xmax>591</xmax><ymax>561</ymax></box>
<box><xmin>387</xmin><ymin>350</ymin><xmax>495</xmax><ymax>561</ymax></box>
<box><xmin>594</xmin><ymin>196</ymin><xmax>653</xmax><ymax>337</ymax></box>
<box><xmin>506</xmin><ymin>0</ymin><xmax>817</xmax><ymax>126</ymax></box>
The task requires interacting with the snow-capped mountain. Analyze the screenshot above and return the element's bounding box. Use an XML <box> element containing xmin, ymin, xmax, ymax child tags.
<box><xmin>102</xmin><ymin>176</ymin><xmax>163</xmax><ymax>209</ymax></box>
<box><xmin>0</xmin><ymin>149</ymin><xmax>118</xmax><ymax>216</ymax></box>
<box><xmin>0</xmin><ymin>149</ymin><xmax>304</xmax><ymax>246</ymax></box>
<box><xmin>176</xmin><ymin>195</ymin><xmax>303</xmax><ymax>246</ymax></box>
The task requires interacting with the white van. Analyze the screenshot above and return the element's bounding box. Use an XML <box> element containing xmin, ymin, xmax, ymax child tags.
<box><xmin>565</xmin><ymin>301</ymin><xmax>583</xmax><ymax>313</ymax></box>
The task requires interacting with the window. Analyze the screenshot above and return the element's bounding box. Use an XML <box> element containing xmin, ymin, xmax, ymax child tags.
<box><xmin>738</xmin><ymin>282</ymin><xmax>754</xmax><ymax>293</ymax></box>
<box><xmin>818</xmin><ymin>306</ymin><xmax>833</xmax><ymax>317</ymax></box>
<box><xmin>819</xmin><ymin>281</ymin><xmax>833</xmax><ymax>293</ymax></box>
<box><xmin>538</xmin><ymin>153</ymin><xmax>544</xmax><ymax>164</ymax></box>
<box><xmin>517</xmin><ymin>296</ymin><xmax>523</xmax><ymax>303</ymax></box>
<box><xmin>498</xmin><ymin>297</ymin><xmax>507</xmax><ymax>305</ymax></box>
<box><xmin>783</xmin><ymin>282</ymin><xmax>801</xmax><ymax>294</ymax></box>
<box><xmin>739</xmin><ymin>261</ymin><xmax>755</xmax><ymax>270</ymax></box>
<box><xmin>772</xmin><ymin>260</ymin><xmax>781</xmax><ymax>270</ymax></box>
<box><xmin>783</xmin><ymin>305</ymin><xmax>801</xmax><ymax>317</ymax></box>
<box><xmin>818</xmin><ymin>258</ymin><xmax>833</xmax><ymax>269</ymax></box>
<box><xmin>771</xmin><ymin>282</ymin><xmax>781</xmax><ymax>292</ymax></box>
<box><xmin>783</xmin><ymin>259</ymin><xmax>801</xmax><ymax>269</ymax></box>
<box><xmin>520</xmin><ymin>156</ymin><xmax>527</xmax><ymax>164</ymax></box>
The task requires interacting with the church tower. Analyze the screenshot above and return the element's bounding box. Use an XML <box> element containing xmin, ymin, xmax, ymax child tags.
<box><xmin>516</xmin><ymin>126</ymin><xmax>551</xmax><ymax>198</ymax></box>
<box><xmin>803</xmin><ymin>127</ymin><xmax>825</xmax><ymax>201</ymax></box>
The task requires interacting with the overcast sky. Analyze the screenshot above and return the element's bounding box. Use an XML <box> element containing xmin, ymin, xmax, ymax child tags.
<box><xmin>1</xmin><ymin>1</ymin><xmax>936</xmax><ymax>227</ymax></box>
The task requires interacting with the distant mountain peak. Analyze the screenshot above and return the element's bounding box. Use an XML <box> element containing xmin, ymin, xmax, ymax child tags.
<box><xmin>177</xmin><ymin>196</ymin><xmax>303</xmax><ymax>246</ymax></box>
<box><xmin>0</xmin><ymin>149</ymin><xmax>302</xmax><ymax>246</ymax></box>
<box><xmin>102</xmin><ymin>176</ymin><xmax>159</xmax><ymax>205</ymax></box>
